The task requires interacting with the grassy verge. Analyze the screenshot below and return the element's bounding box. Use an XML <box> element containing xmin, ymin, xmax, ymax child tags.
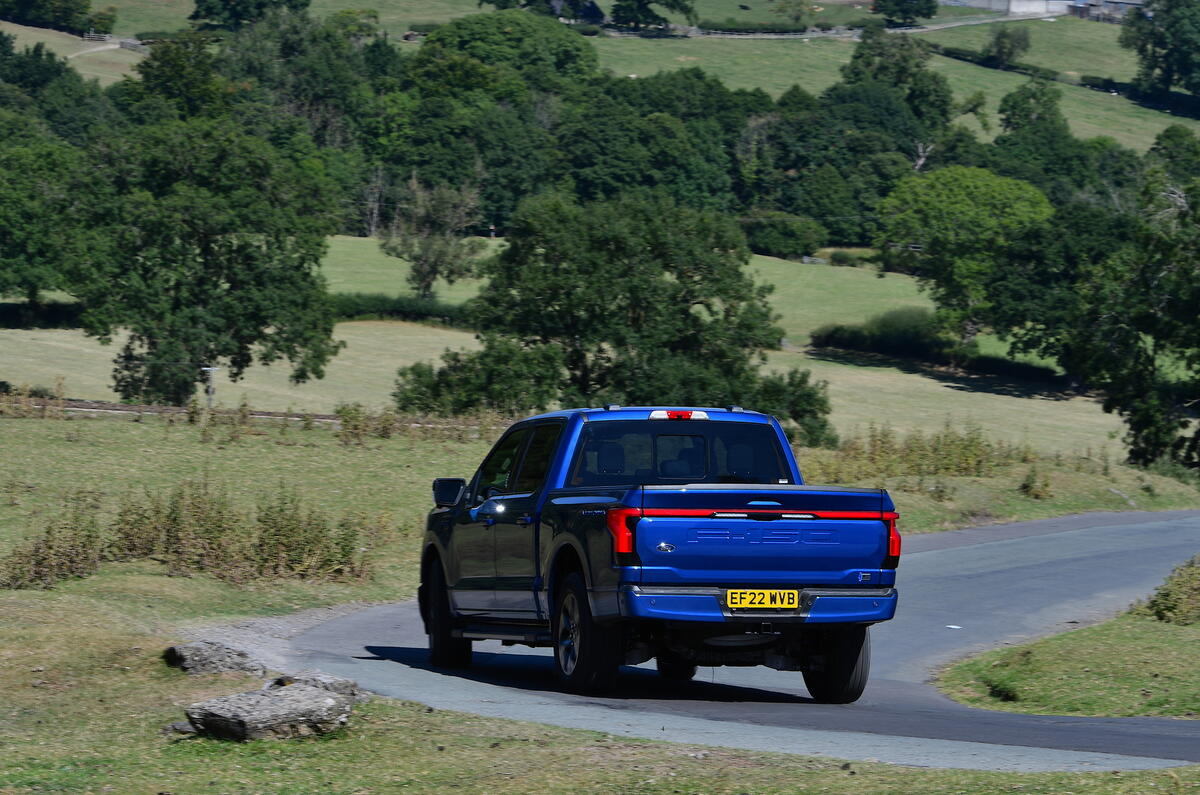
<box><xmin>4</xmin><ymin>585</ymin><xmax>1199</xmax><ymax>794</ymax></box>
<box><xmin>940</xmin><ymin>556</ymin><xmax>1200</xmax><ymax>719</ymax></box>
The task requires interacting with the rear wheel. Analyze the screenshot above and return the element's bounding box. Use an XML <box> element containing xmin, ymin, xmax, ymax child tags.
<box><xmin>553</xmin><ymin>572</ymin><xmax>619</xmax><ymax>693</ymax></box>
<box><xmin>427</xmin><ymin>562</ymin><xmax>472</xmax><ymax>668</ymax></box>
<box><xmin>656</xmin><ymin>655</ymin><xmax>697</xmax><ymax>682</ymax></box>
<box><xmin>802</xmin><ymin>625</ymin><xmax>870</xmax><ymax>704</ymax></box>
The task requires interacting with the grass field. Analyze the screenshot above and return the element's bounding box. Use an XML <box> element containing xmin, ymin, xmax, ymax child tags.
<box><xmin>593</xmin><ymin>34</ymin><xmax>1200</xmax><ymax>150</ymax></box>
<box><xmin>917</xmin><ymin>16</ymin><xmax>1140</xmax><ymax>84</ymax></box>
<box><xmin>940</xmin><ymin>613</ymin><xmax>1200</xmax><ymax>718</ymax></box>
<box><xmin>0</xmin><ymin>19</ymin><xmax>143</xmax><ymax>84</ymax></box>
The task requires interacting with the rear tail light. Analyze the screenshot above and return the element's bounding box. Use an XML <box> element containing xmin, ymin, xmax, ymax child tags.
<box><xmin>605</xmin><ymin>507</ymin><xmax>642</xmax><ymax>555</ymax></box>
<box><xmin>883</xmin><ymin>510</ymin><xmax>901</xmax><ymax>569</ymax></box>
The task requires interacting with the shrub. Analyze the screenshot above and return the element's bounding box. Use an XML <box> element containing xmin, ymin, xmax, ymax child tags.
<box><xmin>329</xmin><ymin>292</ymin><xmax>471</xmax><ymax>327</ymax></box>
<box><xmin>1018</xmin><ymin>465</ymin><xmax>1051</xmax><ymax>499</ymax></box>
<box><xmin>1081</xmin><ymin>74</ymin><xmax>1118</xmax><ymax>91</ymax></box>
<box><xmin>570</xmin><ymin>23</ymin><xmax>601</xmax><ymax>35</ymax></box>
<box><xmin>829</xmin><ymin>249</ymin><xmax>870</xmax><ymax>267</ymax></box>
<box><xmin>741</xmin><ymin>211</ymin><xmax>827</xmax><ymax>259</ymax></box>
<box><xmin>407</xmin><ymin>22</ymin><xmax>442</xmax><ymax>34</ymax></box>
<box><xmin>0</xmin><ymin>494</ymin><xmax>103</xmax><ymax>589</ymax></box>
<box><xmin>814</xmin><ymin>20</ymin><xmax>834</xmax><ymax>31</ymax></box>
<box><xmin>799</xmin><ymin>421</ymin><xmax>1036</xmax><ymax>483</ymax></box>
<box><xmin>1134</xmin><ymin>555</ymin><xmax>1200</xmax><ymax>626</ymax></box>
<box><xmin>811</xmin><ymin>306</ymin><xmax>948</xmax><ymax>359</ymax></box>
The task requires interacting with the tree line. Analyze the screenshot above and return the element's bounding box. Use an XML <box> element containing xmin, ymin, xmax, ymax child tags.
<box><xmin>0</xmin><ymin>8</ymin><xmax>1198</xmax><ymax>461</ymax></box>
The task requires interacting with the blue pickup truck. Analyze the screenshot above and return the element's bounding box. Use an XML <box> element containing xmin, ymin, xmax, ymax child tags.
<box><xmin>418</xmin><ymin>406</ymin><xmax>900</xmax><ymax>703</ymax></box>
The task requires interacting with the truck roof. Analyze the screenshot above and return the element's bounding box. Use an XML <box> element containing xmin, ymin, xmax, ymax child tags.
<box><xmin>519</xmin><ymin>406</ymin><xmax>775</xmax><ymax>423</ymax></box>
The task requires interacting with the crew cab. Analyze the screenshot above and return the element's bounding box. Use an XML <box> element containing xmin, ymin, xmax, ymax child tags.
<box><xmin>417</xmin><ymin>406</ymin><xmax>900</xmax><ymax>703</ymax></box>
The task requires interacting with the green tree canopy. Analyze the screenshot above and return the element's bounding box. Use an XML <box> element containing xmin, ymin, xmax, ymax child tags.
<box><xmin>611</xmin><ymin>0</ymin><xmax>696</xmax><ymax>29</ymax></box>
<box><xmin>1119</xmin><ymin>0</ymin><xmax>1200</xmax><ymax>98</ymax></box>
<box><xmin>871</xmin><ymin>0</ymin><xmax>936</xmax><ymax>26</ymax></box>
<box><xmin>190</xmin><ymin>0</ymin><xmax>310</xmax><ymax>29</ymax></box>
<box><xmin>75</xmin><ymin>117</ymin><xmax>342</xmax><ymax>405</ymax></box>
<box><xmin>416</xmin><ymin>10</ymin><xmax>597</xmax><ymax>82</ymax></box>
<box><xmin>875</xmin><ymin>165</ymin><xmax>1054</xmax><ymax>345</ymax></box>
<box><xmin>394</xmin><ymin>192</ymin><xmax>836</xmax><ymax>443</ymax></box>
<box><xmin>983</xmin><ymin>25</ymin><xmax>1031</xmax><ymax>69</ymax></box>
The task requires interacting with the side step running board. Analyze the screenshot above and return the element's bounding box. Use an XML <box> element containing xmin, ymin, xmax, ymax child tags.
<box><xmin>452</xmin><ymin>623</ymin><xmax>553</xmax><ymax>644</ymax></box>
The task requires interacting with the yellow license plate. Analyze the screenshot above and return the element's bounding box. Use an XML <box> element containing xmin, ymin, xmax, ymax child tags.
<box><xmin>726</xmin><ymin>589</ymin><xmax>799</xmax><ymax>609</ymax></box>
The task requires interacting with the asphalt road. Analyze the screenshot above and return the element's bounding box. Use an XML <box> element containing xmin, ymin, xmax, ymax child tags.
<box><xmin>288</xmin><ymin>511</ymin><xmax>1200</xmax><ymax>772</ymax></box>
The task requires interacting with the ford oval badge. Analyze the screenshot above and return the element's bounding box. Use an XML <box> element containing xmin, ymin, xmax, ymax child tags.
<box><xmin>656</xmin><ymin>542</ymin><xmax>676</xmax><ymax>553</ymax></box>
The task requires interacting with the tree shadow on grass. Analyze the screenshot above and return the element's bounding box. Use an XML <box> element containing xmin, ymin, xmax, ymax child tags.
<box><xmin>359</xmin><ymin>645</ymin><xmax>814</xmax><ymax>705</ymax></box>
<box><xmin>804</xmin><ymin>347</ymin><xmax>1081</xmax><ymax>402</ymax></box>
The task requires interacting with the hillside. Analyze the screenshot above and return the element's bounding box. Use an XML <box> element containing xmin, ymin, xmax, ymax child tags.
<box><xmin>0</xmin><ymin>19</ymin><xmax>142</xmax><ymax>84</ymax></box>
<box><xmin>593</xmin><ymin>34</ymin><xmax>1200</xmax><ymax>150</ymax></box>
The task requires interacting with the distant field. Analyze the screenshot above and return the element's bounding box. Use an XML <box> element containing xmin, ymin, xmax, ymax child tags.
<box><xmin>0</xmin><ymin>20</ymin><xmax>142</xmax><ymax>84</ymax></box>
<box><xmin>594</xmin><ymin>35</ymin><xmax>1200</xmax><ymax>150</ymax></box>
<box><xmin>917</xmin><ymin>16</ymin><xmax>1139</xmax><ymax>83</ymax></box>
<box><xmin>322</xmin><ymin>234</ymin><xmax>488</xmax><ymax>303</ymax></box>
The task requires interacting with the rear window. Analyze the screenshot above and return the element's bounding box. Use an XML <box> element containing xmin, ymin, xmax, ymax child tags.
<box><xmin>568</xmin><ymin>420</ymin><xmax>791</xmax><ymax>487</ymax></box>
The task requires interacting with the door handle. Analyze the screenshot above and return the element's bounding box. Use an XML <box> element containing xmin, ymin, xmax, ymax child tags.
<box><xmin>516</xmin><ymin>514</ymin><xmax>533</xmax><ymax>526</ymax></box>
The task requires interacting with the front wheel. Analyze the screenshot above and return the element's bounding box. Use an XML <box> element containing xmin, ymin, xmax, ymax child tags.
<box><xmin>553</xmin><ymin>572</ymin><xmax>619</xmax><ymax>693</ymax></box>
<box><xmin>426</xmin><ymin>562</ymin><xmax>472</xmax><ymax>668</ymax></box>
<box><xmin>802</xmin><ymin>625</ymin><xmax>870</xmax><ymax>704</ymax></box>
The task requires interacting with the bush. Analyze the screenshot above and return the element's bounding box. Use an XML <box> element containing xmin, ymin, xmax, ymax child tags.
<box><xmin>814</xmin><ymin>21</ymin><xmax>834</xmax><ymax>31</ymax></box>
<box><xmin>408</xmin><ymin>22</ymin><xmax>442</xmax><ymax>34</ymax></box>
<box><xmin>329</xmin><ymin>292</ymin><xmax>472</xmax><ymax>327</ymax></box>
<box><xmin>0</xmin><ymin>494</ymin><xmax>103</xmax><ymax>589</ymax></box>
<box><xmin>741</xmin><ymin>211</ymin><xmax>827</xmax><ymax>259</ymax></box>
<box><xmin>0</xmin><ymin>301</ymin><xmax>84</xmax><ymax>329</ymax></box>
<box><xmin>699</xmin><ymin>18</ymin><xmax>808</xmax><ymax>32</ymax></box>
<box><xmin>1134</xmin><ymin>555</ymin><xmax>1200</xmax><ymax>626</ymax></box>
<box><xmin>829</xmin><ymin>249</ymin><xmax>871</xmax><ymax>267</ymax></box>
<box><xmin>811</xmin><ymin>307</ymin><xmax>948</xmax><ymax>359</ymax></box>
<box><xmin>570</xmin><ymin>23</ymin><xmax>601</xmax><ymax>35</ymax></box>
<box><xmin>810</xmin><ymin>308</ymin><xmax>1064</xmax><ymax>382</ymax></box>
<box><xmin>1081</xmin><ymin>74</ymin><xmax>1118</xmax><ymax>91</ymax></box>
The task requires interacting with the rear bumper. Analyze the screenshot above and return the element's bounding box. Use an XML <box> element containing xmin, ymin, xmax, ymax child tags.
<box><xmin>618</xmin><ymin>584</ymin><xmax>897</xmax><ymax>624</ymax></box>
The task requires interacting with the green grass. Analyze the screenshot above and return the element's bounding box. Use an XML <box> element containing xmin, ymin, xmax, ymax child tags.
<box><xmin>917</xmin><ymin>16</ymin><xmax>1140</xmax><ymax>83</ymax></box>
<box><xmin>321</xmin><ymin>234</ymin><xmax>488</xmax><ymax>302</ymax></box>
<box><xmin>0</xmin><ymin>19</ymin><xmax>143</xmax><ymax>84</ymax></box>
<box><xmin>940</xmin><ymin>613</ymin><xmax>1200</xmax><ymax>718</ymax></box>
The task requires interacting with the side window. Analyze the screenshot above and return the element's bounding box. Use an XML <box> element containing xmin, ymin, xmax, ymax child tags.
<box><xmin>512</xmin><ymin>424</ymin><xmax>563</xmax><ymax>493</ymax></box>
<box><xmin>475</xmin><ymin>429</ymin><xmax>529</xmax><ymax>500</ymax></box>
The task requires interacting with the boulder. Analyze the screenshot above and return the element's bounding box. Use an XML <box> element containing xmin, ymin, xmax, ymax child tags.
<box><xmin>185</xmin><ymin>684</ymin><xmax>353</xmax><ymax>741</ymax></box>
<box><xmin>163</xmin><ymin>641</ymin><xmax>266</xmax><ymax>677</ymax></box>
<box><xmin>269</xmin><ymin>670</ymin><xmax>370</xmax><ymax>703</ymax></box>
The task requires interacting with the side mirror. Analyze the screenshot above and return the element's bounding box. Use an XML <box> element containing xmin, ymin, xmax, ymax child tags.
<box><xmin>432</xmin><ymin>478</ymin><xmax>466</xmax><ymax>508</ymax></box>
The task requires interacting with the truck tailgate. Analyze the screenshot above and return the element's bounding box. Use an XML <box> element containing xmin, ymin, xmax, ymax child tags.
<box><xmin>634</xmin><ymin>485</ymin><xmax>896</xmax><ymax>586</ymax></box>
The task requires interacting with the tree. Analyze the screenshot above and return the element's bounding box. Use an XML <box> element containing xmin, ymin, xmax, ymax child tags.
<box><xmin>771</xmin><ymin>0</ymin><xmax>813</xmax><ymax>26</ymax></box>
<box><xmin>610</xmin><ymin>0</ymin><xmax>696</xmax><ymax>29</ymax></box>
<box><xmin>394</xmin><ymin>192</ymin><xmax>836</xmax><ymax>444</ymax></box>
<box><xmin>190</xmin><ymin>0</ymin><xmax>310</xmax><ymax>29</ymax></box>
<box><xmin>0</xmin><ymin>111</ymin><xmax>87</xmax><ymax>310</ymax></box>
<box><xmin>875</xmin><ymin>166</ymin><xmax>1054</xmax><ymax>346</ymax></box>
<box><xmin>997</xmin><ymin>78</ymin><xmax>1065</xmax><ymax>133</ymax></box>
<box><xmin>417</xmin><ymin>10</ymin><xmax>597</xmax><ymax>81</ymax></box>
<box><xmin>381</xmin><ymin>174</ymin><xmax>486</xmax><ymax>300</ymax></box>
<box><xmin>983</xmin><ymin>25</ymin><xmax>1031</xmax><ymax>69</ymax></box>
<box><xmin>133</xmin><ymin>32</ymin><xmax>227</xmax><ymax>117</ymax></box>
<box><xmin>871</xmin><ymin>0</ymin><xmax>935</xmax><ymax>26</ymax></box>
<box><xmin>841</xmin><ymin>21</ymin><xmax>952</xmax><ymax>132</ymax></box>
<box><xmin>75</xmin><ymin>118</ymin><xmax>342</xmax><ymax>405</ymax></box>
<box><xmin>1149</xmin><ymin>124</ymin><xmax>1200</xmax><ymax>183</ymax></box>
<box><xmin>1119</xmin><ymin>0</ymin><xmax>1200</xmax><ymax>98</ymax></box>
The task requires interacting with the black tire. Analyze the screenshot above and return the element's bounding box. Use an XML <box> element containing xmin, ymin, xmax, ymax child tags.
<box><xmin>802</xmin><ymin>625</ymin><xmax>870</xmax><ymax>704</ymax></box>
<box><xmin>426</xmin><ymin>561</ymin><xmax>472</xmax><ymax>668</ymax></box>
<box><xmin>656</xmin><ymin>655</ymin><xmax>697</xmax><ymax>682</ymax></box>
<box><xmin>553</xmin><ymin>572</ymin><xmax>619</xmax><ymax>693</ymax></box>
